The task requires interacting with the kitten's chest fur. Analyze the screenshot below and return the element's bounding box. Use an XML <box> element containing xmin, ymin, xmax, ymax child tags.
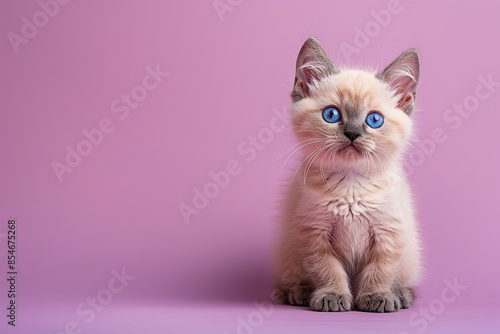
<box><xmin>312</xmin><ymin>171</ymin><xmax>394</xmax><ymax>266</ymax></box>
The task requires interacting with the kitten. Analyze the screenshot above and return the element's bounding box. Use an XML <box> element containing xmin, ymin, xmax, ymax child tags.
<box><xmin>274</xmin><ymin>37</ymin><xmax>422</xmax><ymax>313</ymax></box>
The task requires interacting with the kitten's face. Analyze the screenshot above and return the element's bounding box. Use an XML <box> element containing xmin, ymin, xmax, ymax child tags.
<box><xmin>292</xmin><ymin>70</ymin><xmax>412</xmax><ymax>172</ymax></box>
<box><xmin>291</xmin><ymin>37</ymin><xmax>419</xmax><ymax>173</ymax></box>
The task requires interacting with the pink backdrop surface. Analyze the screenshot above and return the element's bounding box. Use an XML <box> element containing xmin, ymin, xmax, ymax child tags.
<box><xmin>1</xmin><ymin>0</ymin><xmax>499</xmax><ymax>333</ymax></box>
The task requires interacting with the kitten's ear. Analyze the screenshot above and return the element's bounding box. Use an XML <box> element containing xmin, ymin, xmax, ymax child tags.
<box><xmin>292</xmin><ymin>37</ymin><xmax>337</xmax><ymax>101</ymax></box>
<box><xmin>377</xmin><ymin>49</ymin><xmax>420</xmax><ymax>115</ymax></box>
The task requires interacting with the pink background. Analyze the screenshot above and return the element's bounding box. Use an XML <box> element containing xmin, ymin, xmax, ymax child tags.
<box><xmin>1</xmin><ymin>0</ymin><xmax>499</xmax><ymax>333</ymax></box>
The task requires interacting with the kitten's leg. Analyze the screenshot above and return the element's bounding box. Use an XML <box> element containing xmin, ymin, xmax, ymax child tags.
<box><xmin>307</xmin><ymin>250</ymin><xmax>352</xmax><ymax>312</ymax></box>
<box><xmin>391</xmin><ymin>240</ymin><xmax>420</xmax><ymax>309</ymax></box>
<box><xmin>355</xmin><ymin>235</ymin><xmax>403</xmax><ymax>313</ymax></box>
<box><xmin>274</xmin><ymin>244</ymin><xmax>313</xmax><ymax>307</ymax></box>
<box><xmin>355</xmin><ymin>262</ymin><xmax>402</xmax><ymax>312</ymax></box>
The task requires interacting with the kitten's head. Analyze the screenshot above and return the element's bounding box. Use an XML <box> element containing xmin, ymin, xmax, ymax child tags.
<box><xmin>291</xmin><ymin>37</ymin><xmax>419</xmax><ymax>174</ymax></box>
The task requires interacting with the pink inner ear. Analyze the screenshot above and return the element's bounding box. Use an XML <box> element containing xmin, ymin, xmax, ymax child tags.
<box><xmin>297</xmin><ymin>66</ymin><xmax>317</xmax><ymax>86</ymax></box>
<box><xmin>297</xmin><ymin>67</ymin><xmax>309</xmax><ymax>85</ymax></box>
<box><xmin>398</xmin><ymin>93</ymin><xmax>414</xmax><ymax>110</ymax></box>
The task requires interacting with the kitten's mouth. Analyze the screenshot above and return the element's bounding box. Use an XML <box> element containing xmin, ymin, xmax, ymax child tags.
<box><xmin>340</xmin><ymin>143</ymin><xmax>362</xmax><ymax>154</ymax></box>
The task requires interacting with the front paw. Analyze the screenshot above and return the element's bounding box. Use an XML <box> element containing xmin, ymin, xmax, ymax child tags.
<box><xmin>274</xmin><ymin>286</ymin><xmax>311</xmax><ymax>306</ymax></box>
<box><xmin>393</xmin><ymin>286</ymin><xmax>414</xmax><ymax>309</ymax></box>
<box><xmin>309</xmin><ymin>291</ymin><xmax>352</xmax><ymax>312</ymax></box>
<box><xmin>355</xmin><ymin>291</ymin><xmax>401</xmax><ymax>313</ymax></box>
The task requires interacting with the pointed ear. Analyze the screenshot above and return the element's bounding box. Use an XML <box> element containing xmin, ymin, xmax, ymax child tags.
<box><xmin>377</xmin><ymin>49</ymin><xmax>420</xmax><ymax>115</ymax></box>
<box><xmin>292</xmin><ymin>37</ymin><xmax>337</xmax><ymax>101</ymax></box>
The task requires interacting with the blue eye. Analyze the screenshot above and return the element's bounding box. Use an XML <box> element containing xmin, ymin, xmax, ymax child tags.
<box><xmin>365</xmin><ymin>112</ymin><xmax>384</xmax><ymax>129</ymax></box>
<box><xmin>322</xmin><ymin>107</ymin><xmax>341</xmax><ymax>123</ymax></box>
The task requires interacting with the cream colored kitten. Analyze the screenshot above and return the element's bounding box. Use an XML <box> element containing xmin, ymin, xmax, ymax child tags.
<box><xmin>275</xmin><ymin>37</ymin><xmax>421</xmax><ymax>313</ymax></box>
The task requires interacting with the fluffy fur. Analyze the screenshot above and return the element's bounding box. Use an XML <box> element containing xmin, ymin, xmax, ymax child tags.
<box><xmin>275</xmin><ymin>37</ymin><xmax>422</xmax><ymax>313</ymax></box>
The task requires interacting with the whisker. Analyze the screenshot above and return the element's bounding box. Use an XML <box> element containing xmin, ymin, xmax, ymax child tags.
<box><xmin>303</xmin><ymin>146</ymin><xmax>326</xmax><ymax>185</ymax></box>
<box><xmin>280</xmin><ymin>139</ymin><xmax>324</xmax><ymax>172</ymax></box>
<box><xmin>261</xmin><ymin>138</ymin><xmax>322</xmax><ymax>168</ymax></box>
<box><xmin>319</xmin><ymin>145</ymin><xmax>335</xmax><ymax>186</ymax></box>
<box><xmin>288</xmin><ymin>145</ymin><xmax>326</xmax><ymax>187</ymax></box>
